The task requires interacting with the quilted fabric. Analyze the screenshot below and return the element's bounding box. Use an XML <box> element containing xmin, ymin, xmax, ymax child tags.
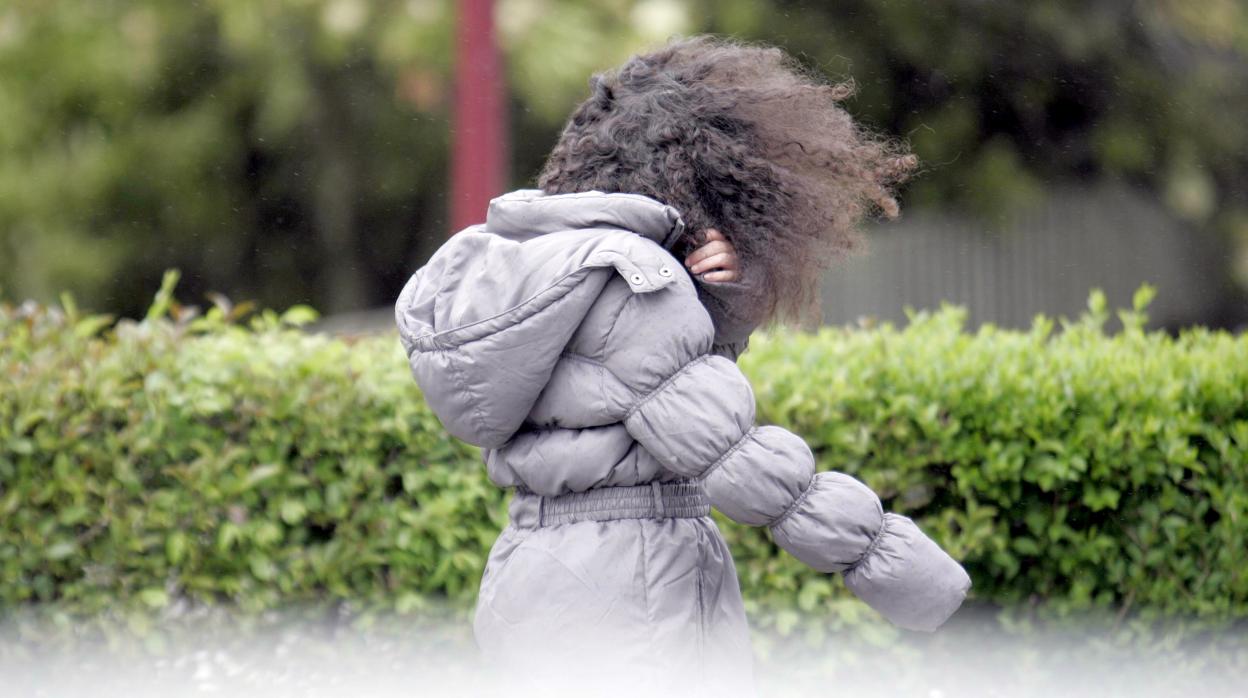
<box><xmin>395</xmin><ymin>189</ymin><xmax>971</xmax><ymax>693</ymax></box>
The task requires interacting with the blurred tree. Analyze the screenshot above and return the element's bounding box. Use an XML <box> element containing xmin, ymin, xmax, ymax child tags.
<box><xmin>0</xmin><ymin>0</ymin><xmax>455</xmax><ymax>314</ymax></box>
<box><xmin>696</xmin><ymin>0</ymin><xmax>1248</xmax><ymax>302</ymax></box>
<box><xmin>0</xmin><ymin>0</ymin><xmax>1245</xmax><ymax>317</ymax></box>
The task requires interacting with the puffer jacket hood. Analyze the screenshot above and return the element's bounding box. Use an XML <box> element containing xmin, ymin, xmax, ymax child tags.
<box><xmin>396</xmin><ymin>189</ymin><xmax>689</xmax><ymax>448</ymax></box>
<box><xmin>396</xmin><ymin>189</ymin><xmax>971</xmax><ymax>693</ymax></box>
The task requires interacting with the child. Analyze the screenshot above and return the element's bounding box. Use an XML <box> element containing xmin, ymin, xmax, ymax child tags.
<box><xmin>395</xmin><ymin>35</ymin><xmax>970</xmax><ymax>697</ymax></box>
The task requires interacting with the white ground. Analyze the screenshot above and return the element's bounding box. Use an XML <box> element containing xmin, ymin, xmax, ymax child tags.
<box><xmin>3</xmin><ymin>606</ymin><xmax>1245</xmax><ymax>697</ymax></box>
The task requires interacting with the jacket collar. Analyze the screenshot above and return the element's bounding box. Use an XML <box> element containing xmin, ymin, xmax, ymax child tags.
<box><xmin>484</xmin><ymin>189</ymin><xmax>687</xmax><ymax>250</ymax></box>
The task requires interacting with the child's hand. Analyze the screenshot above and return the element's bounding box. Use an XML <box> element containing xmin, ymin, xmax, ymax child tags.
<box><xmin>684</xmin><ymin>228</ymin><xmax>740</xmax><ymax>282</ymax></box>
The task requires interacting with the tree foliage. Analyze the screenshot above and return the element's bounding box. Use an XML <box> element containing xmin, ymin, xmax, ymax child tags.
<box><xmin>1</xmin><ymin>0</ymin><xmax>1246</xmax><ymax>316</ymax></box>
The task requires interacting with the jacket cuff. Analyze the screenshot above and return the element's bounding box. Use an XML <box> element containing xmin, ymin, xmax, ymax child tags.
<box><xmin>710</xmin><ymin>337</ymin><xmax>750</xmax><ymax>362</ymax></box>
<box><xmin>843</xmin><ymin>513</ymin><xmax>973</xmax><ymax>632</ymax></box>
<box><xmin>694</xmin><ymin>262</ymin><xmax>766</xmax><ymax>352</ymax></box>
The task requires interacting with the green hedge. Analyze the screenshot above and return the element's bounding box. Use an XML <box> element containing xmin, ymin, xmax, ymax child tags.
<box><xmin>3</xmin><ymin>273</ymin><xmax>1247</xmax><ymax>639</ymax></box>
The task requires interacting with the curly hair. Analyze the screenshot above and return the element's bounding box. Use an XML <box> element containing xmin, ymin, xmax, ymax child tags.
<box><xmin>537</xmin><ymin>35</ymin><xmax>916</xmax><ymax>327</ymax></box>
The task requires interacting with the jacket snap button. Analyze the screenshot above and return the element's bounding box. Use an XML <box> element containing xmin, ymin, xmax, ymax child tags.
<box><xmin>629</xmin><ymin>273</ymin><xmax>645</xmax><ymax>285</ymax></box>
<box><xmin>658</xmin><ymin>266</ymin><xmax>673</xmax><ymax>277</ymax></box>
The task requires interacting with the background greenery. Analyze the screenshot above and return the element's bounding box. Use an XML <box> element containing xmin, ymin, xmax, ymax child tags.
<box><xmin>4</xmin><ymin>276</ymin><xmax>1245</xmax><ymax>644</ymax></box>
<box><xmin>2</xmin><ymin>0</ymin><xmax>1247</xmax><ymax>318</ymax></box>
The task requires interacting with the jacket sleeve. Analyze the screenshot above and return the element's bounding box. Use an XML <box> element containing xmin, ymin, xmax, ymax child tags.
<box><xmin>621</xmin><ymin>351</ymin><xmax>972</xmax><ymax>632</ymax></box>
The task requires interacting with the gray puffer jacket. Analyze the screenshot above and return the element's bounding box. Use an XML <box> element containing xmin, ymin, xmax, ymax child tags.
<box><xmin>395</xmin><ymin>189</ymin><xmax>971</xmax><ymax>695</ymax></box>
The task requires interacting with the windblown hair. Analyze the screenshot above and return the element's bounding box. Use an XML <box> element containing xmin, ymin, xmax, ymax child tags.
<box><xmin>538</xmin><ymin>35</ymin><xmax>916</xmax><ymax>327</ymax></box>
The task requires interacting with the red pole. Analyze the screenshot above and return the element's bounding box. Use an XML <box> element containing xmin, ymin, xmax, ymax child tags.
<box><xmin>450</xmin><ymin>0</ymin><xmax>507</xmax><ymax>234</ymax></box>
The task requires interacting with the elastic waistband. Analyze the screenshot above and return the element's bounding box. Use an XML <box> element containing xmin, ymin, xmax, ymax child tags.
<box><xmin>509</xmin><ymin>480</ymin><xmax>710</xmax><ymax>529</ymax></box>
